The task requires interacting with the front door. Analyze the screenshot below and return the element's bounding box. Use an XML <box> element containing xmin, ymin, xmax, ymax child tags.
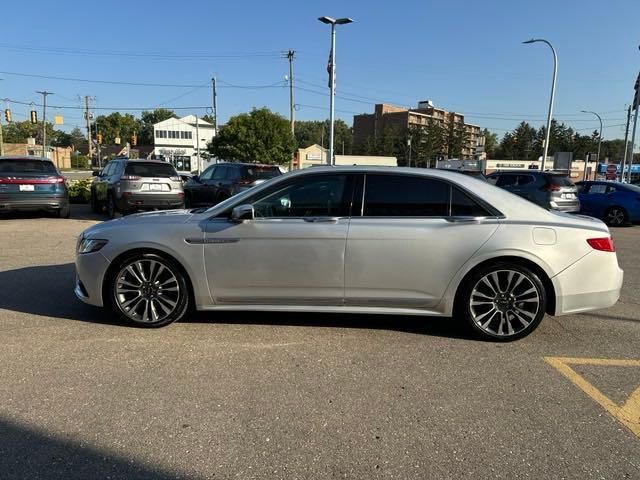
<box><xmin>345</xmin><ymin>173</ymin><xmax>500</xmax><ymax>309</ymax></box>
<box><xmin>203</xmin><ymin>173</ymin><xmax>354</xmax><ymax>306</ymax></box>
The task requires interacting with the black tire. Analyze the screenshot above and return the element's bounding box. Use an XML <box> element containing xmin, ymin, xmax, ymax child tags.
<box><xmin>57</xmin><ymin>204</ymin><xmax>71</xmax><ymax>218</ymax></box>
<box><xmin>454</xmin><ymin>262</ymin><xmax>547</xmax><ymax>342</ymax></box>
<box><xmin>107</xmin><ymin>194</ymin><xmax>117</xmax><ymax>219</ymax></box>
<box><xmin>106</xmin><ymin>252</ymin><xmax>191</xmax><ymax>328</ymax></box>
<box><xmin>90</xmin><ymin>190</ymin><xmax>101</xmax><ymax>213</ymax></box>
<box><xmin>604</xmin><ymin>206</ymin><xmax>628</xmax><ymax>227</ymax></box>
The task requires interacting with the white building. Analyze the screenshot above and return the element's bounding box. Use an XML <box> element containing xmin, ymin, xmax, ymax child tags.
<box><xmin>152</xmin><ymin>115</ymin><xmax>216</xmax><ymax>173</ymax></box>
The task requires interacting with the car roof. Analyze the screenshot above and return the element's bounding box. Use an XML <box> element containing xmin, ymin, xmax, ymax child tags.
<box><xmin>215</xmin><ymin>162</ymin><xmax>279</xmax><ymax>168</ymax></box>
<box><xmin>488</xmin><ymin>170</ymin><xmax>567</xmax><ymax>175</ymax></box>
<box><xmin>0</xmin><ymin>155</ymin><xmax>51</xmax><ymax>161</ymax></box>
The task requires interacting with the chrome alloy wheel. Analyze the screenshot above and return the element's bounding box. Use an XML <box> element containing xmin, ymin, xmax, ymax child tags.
<box><xmin>469</xmin><ymin>269</ymin><xmax>540</xmax><ymax>337</ymax></box>
<box><xmin>114</xmin><ymin>259</ymin><xmax>180</xmax><ymax>324</ymax></box>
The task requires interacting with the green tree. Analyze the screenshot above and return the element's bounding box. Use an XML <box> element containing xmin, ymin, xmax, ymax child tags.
<box><xmin>94</xmin><ymin>112</ymin><xmax>142</xmax><ymax>145</ymax></box>
<box><xmin>207</xmin><ymin>107</ymin><xmax>295</xmax><ymax>165</ymax></box>
<box><xmin>446</xmin><ymin>121</ymin><xmax>469</xmax><ymax>159</ymax></box>
<box><xmin>138</xmin><ymin>108</ymin><xmax>176</xmax><ymax>145</ymax></box>
<box><xmin>482</xmin><ymin>128</ymin><xmax>498</xmax><ymax>158</ymax></box>
<box><xmin>295</xmin><ymin>119</ymin><xmax>352</xmax><ymax>154</ymax></box>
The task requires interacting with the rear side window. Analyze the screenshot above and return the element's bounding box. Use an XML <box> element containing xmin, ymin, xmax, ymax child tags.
<box><xmin>124</xmin><ymin>162</ymin><xmax>177</xmax><ymax>177</ymax></box>
<box><xmin>495</xmin><ymin>174</ymin><xmax>517</xmax><ymax>187</ymax></box>
<box><xmin>586</xmin><ymin>184</ymin><xmax>608</xmax><ymax>195</ymax></box>
<box><xmin>545</xmin><ymin>174</ymin><xmax>574</xmax><ymax>187</ymax></box>
<box><xmin>0</xmin><ymin>159</ymin><xmax>57</xmax><ymax>175</ymax></box>
<box><xmin>517</xmin><ymin>175</ymin><xmax>535</xmax><ymax>186</ymax></box>
<box><xmin>363</xmin><ymin>174</ymin><xmax>448</xmax><ymax>217</ymax></box>
<box><xmin>242</xmin><ymin>166</ymin><xmax>281</xmax><ymax>181</ymax></box>
<box><xmin>451</xmin><ymin>187</ymin><xmax>491</xmax><ymax>217</ymax></box>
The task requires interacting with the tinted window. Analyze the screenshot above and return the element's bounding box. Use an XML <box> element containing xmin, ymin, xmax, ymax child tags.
<box><xmin>227</xmin><ymin>166</ymin><xmax>241</xmax><ymax>181</ymax></box>
<box><xmin>251</xmin><ymin>174</ymin><xmax>348</xmax><ymax>218</ymax></box>
<box><xmin>451</xmin><ymin>187</ymin><xmax>491</xmax><ymax>217</ymax></box>
<box><xmin>495</xmin><ymin>174</ymin><xmax>517</xmax><ymax>187</ymax></box>
<box><xmin>363</xmin><ymin>174</ymin><xmax>448</xmax><ymax>217</ymax></box>
<box><xmin>124</xmin><ymin>162</ymin><xmax>177</xmax><ymax>177</ymax></box>
<box><xmin>103</xmin><ymin>162</ymin><xmax>116</xmax><ymax>176</ymax></box>
<box><xmin>517</xmin><ymin>175</ymin><xmax>535</xmax><ymax>186</ymax></box>
<box><xmin>0</xmin><ymin>159</ymin><xmax>57</xmax><ymax>175</ymax></box>
<box><xmin>242</xmin><ymin>165</ymin><xmax>281</xmax><ymax>181</ymax></box>
<box><xmin>213</xmin><ymin>166</ymin><xmax>227</xmax><ymax>180</ymax></box>
<box><xmin>199</xmin><ymin>166</ymin><xmax>215</xmax><ymax>181</ymax></box>
<box><xmin>545</xmin><ymin>174</ymin><xmax>574</xmax><ymax>187</ymax></box>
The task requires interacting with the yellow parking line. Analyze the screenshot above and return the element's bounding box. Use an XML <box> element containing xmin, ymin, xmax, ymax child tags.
<box><xmin>544</xmin><ymin>356</ymin><xmax>640</xmax><ymax>438</ymax></box>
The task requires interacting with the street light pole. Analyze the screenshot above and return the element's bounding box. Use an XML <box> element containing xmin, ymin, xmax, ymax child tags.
<box><xmin>318</xmin><ymin>16</ymin><xmax>353</xmax><ymax>166</ymax></box>
<box><xmin>36</xmin><ymin>90</ymin><xmax>53</xmax><ymax>158</ymax></box>
<box><xmin>523</xmin><ymin>38</ymin><xmax>557</xmax><ymax>172</ymax></box>
<box><xmin>581</xmin><ymin>110</ymin><xmax>602</xmax><ymax>180</ymax></box>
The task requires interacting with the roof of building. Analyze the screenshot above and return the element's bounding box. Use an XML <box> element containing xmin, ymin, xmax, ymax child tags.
<box><xmin>154</xmin><ymin>115</ymin><xmax>214</xmax><ymax>128</ymax></box>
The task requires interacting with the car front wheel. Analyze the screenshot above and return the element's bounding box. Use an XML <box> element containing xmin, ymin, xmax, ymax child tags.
<box><xmin>456</xmin><ymin>263</ymin><xmax>546</xmax><ymax>341</ymax></box>
<box><xmin>604</xmin><ymin>206</ymin><xmax>628</xmax><ymax>227</ymax></box>
<box><xmin>108</xmin><ymin>253</ymin><xmax>191</xmax><ymax>327</ymax></box>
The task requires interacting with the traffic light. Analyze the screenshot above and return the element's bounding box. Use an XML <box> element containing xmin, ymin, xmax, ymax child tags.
<box><xmin>4</xmin><ymin>109</ymin><xmax>10</xmax><ymax>122</ymax></box>
<box><xmin>131</xmin><ymin>134</ymin><xmax>137</xmax><ymax>146</ymax></box>
<box><xmin>30</xmin><ymin>110</ymin><xmax>38</xmax><ymax>124</ymax></box>
<box><xmin>96</xmin><ymin>133</ymin><xmax>103</xmax><ymax>144</ymax></box>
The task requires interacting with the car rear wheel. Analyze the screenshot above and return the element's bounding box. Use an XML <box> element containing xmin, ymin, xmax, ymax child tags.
<box><xmin>107</xmin><ymin>194</ymin><xmax>117</xmax><ymax>219</ymax></box>
<box><xmin>108</xmin><ymin>253</ymin><xmax>191</xmax><ymax>327</ymax></box>
<box><xmin>456</xmin><ymin>263</ymin><xmax>546</xmax><ymax>341</ymax></box>
<box><xmin>604</xmin><ymin>206</ymin><xmax>628</xmax><ymax>227</ymax></box>
<box><xmin>57</xmin><ymin>205</ymin><xmax>70</xmax><ymax>218</ymax></box>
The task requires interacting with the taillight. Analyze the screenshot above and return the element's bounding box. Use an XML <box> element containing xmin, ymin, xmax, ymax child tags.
<box><xmin>543</xmin><ymin>183</ymin><xmax>561</xmax><ymax>192</ymax></box>
<box><xmin>120</xmin><ymin>175</ymin><xmax>141</xmax><ymax>181</ymax></box>
<box><xmin>238</xmin><ymin>179</ymin><xmax>254</xmax><ymax>185</ymax></box>
<box><xmin>170</xmin><ymin>176</ymin><xmax>181</xmax><ymax>181</ymax></box>
<box><xmin>587</xmin><ymin>237</ymin><xmax>615</xmax><ymax>252</ymax></box>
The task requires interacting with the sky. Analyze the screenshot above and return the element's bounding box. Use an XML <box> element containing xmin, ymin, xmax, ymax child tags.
<box><xmin>0</xmin><ymin>0</ymin><xmax>638</xmax><ymax>140</ymax></box>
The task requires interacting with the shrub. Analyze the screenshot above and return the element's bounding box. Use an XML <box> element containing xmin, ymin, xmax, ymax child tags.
<box><xmin>68</xmin><ymin>178</ymin><xmax>92</xmax><ymax>204</ymax></box>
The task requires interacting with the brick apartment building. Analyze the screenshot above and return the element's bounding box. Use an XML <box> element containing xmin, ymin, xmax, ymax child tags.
<box><xmin>353</xmin><ymin>101</ymin><xmax>482</xmax><ymax>159</ymax></box>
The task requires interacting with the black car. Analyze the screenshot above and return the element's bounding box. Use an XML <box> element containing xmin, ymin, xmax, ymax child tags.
<box><xmin>487</xmin><ymin>170</ymin><xmax>580</xmax><ymax>212</ymax></box>
<box><xmin>184</xmin><ymin>162</ymin><xmax>282</xmax><ymax>207</ymax></box>
<box><xmin>0</xmin><ymin>156</ymin><xmax>70</xmax><ymax>217</ymax></box>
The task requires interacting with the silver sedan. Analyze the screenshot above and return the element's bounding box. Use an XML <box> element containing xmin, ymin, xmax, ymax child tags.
<box><xmin>75</xmin><ymin>166</ymin><xmax>623</xmax><ymax>341</ymax></box>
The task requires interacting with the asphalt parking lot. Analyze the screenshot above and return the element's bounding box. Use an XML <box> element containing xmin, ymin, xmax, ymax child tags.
<box><xmin>0</xmin><ymin>206</ymin><xmax>638</xmax><ymax>480</ymax></box>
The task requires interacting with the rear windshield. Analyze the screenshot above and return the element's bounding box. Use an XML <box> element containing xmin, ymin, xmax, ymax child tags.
<box><xmin>124</xmin><ymin>162</ymin><xmax>177</xmax><ymax>177</ymax></box>
<box><xmin>545</xmin><ymin>174</ymin><xmax>574</xmax><ymax>186</ymax></box>
<box><xmin>0</xmin><ymin>159</ymin><xmax>58</xmax><ymax>175</ymax></box>
<box><xmin>242</xmin><ymin>166</ymin><xmax>281</xmax><ymax>180</ymax></box>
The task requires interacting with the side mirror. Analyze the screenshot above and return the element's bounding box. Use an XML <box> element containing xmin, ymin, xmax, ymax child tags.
<box><xmin>192</xmin><ymin>175</ymin><xmax>199</xmax><ymax>182</ymax></box>
<box><xmin>231</xmin><ymin>204</ymin><xmax>254</xmax><ymax>222</ymax></box>
<box><xmin>92</xmin><ymin>170</ymin><xmax>101</xmax><ymax>177</ymax></box>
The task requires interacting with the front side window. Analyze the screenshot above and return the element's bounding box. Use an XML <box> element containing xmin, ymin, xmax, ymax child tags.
<box><xmin>250</xmin><ymin>174</ymin><xmax>348</xmax><ymax>218</ymax></box>
<box><xmin>199</xmin><ymin>166</ymin><xmax>215</xmax><ymax>181</ymax></box>
<box><xmin>363</xmin><ymin>174</ymin><xmax>448</xmax><ymax>217</ymax></box>
<box><xmin>213</xmin><ymin>166</ymin><xmax>227</xmax><ymax>180</ymax></box>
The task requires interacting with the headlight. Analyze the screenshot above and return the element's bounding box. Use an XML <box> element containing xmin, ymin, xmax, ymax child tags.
<box><xmin>77</xmin><ymin>238</ymin><xmax>108</xmax><ymax>254</ymax></box>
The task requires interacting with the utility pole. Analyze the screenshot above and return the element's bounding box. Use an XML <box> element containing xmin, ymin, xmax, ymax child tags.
<box><xmin>36</xmin><ymin>91</ymin><xmax>53</xmax><ymax>158</ymax></box>
<box><xmin>0</xmin><ymin>79</ymin><xmax>4</xmax><ymax>156</ymax></box>
<box><xmin>628</xmin><ymin>71</ymin><xmax>640</xmax><ymax>183</ymax></box>
<box><xmin>211</xmin><ymin>77</ymin><xmax>218</xmax><ymax>134</ymax></box>
<box><xmin>84</xmin><ymin>96</ymin><xmax>93</xmax><ymax>166</ymax></box>
<box><xmin>195</xmin><ymin>115</ymin><xmax>201</xmax><ymax>174</ymax></box>
<box><xmin>621</xmin><ymin>106</ymin><xmax>632</xmax><ymax>180</ymax></box>
<box><xmin>283</xmin><ymin>49</ymin><xmax>296</xmax><ymax>170</ymax></box>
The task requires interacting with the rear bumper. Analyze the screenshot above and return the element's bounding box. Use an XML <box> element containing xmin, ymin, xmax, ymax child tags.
<box><xmin>552</xmin><ymin>251</ymin><xmax>623</xmax><ymax>315</ymax></box>
<box><xmin>117</xmin><ymin>193</ymin><xmax>184</xmax><ymax>211</ymax></box>
<box><xmin>550</xmin><ymin>201</ymin><xmax>580</xmax><ymax>213</ymax></box>
<box><xmin>0</xmin><ymin>195</ymin><xmax>69</xmax><ymax>212</ymax></box>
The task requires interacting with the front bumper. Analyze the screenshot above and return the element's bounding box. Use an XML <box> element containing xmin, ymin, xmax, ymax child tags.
<box><xmin>552</xmin><ymin>250</ymin><xmax>623</xmax><ymax>315</ymax></box>
<box><xmin>0</xmin><ymin>195</ymin><xmax>69</xmax><ymax>212</ymax></box>
<box><xmin>75</xmin><ymin>251</ymin><xmax>111</xmax><ymax>307</ymax></box>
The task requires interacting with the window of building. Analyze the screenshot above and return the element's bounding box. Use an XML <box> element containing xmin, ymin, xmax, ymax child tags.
<box><xmin>187</xmin><ymin>132</ymin><xmax>192</xmax><ymax>139</ymax></box>
<box><xmin>363</xmin><ymin>174</ymin><xmax>449</xmax><ymax>217</ymax></box>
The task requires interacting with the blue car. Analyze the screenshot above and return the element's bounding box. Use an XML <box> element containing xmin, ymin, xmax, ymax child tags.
<box><xmin>576</xmin><ymin>181</ymin><xmax>640</xmax><ymax>226</ymax></box>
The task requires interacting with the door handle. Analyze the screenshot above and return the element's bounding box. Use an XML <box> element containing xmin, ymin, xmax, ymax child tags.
<box><xmin>303</xmin><ymin>217</ymin><xmax>340</xmax><ymax>223</ymax></box>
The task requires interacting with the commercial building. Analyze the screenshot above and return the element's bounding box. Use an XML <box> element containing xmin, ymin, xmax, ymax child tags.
<box><xmin>152</xmin><ymin>115</ymin><xmax>216</xmax><ymax>173</ymax></box>
<box><xmin>353</xmin><ymin>101</ymin><xmax>482</xmax><ymax>159</ymax></box>
<box><xmin>3</xmin><ymin>142</ymin><xmax>72</xmax><ymax>169</ymax></box>
<box><xmin>294</xmin><ymin>144</ymin><xmax>397</xmax><ymax>169</ymax></box>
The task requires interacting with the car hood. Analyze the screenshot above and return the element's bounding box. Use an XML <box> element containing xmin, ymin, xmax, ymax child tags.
<box><xmin>82</xmin><ymin>209</ymin><xmax>194</xmax><ymax>237</ymax></box>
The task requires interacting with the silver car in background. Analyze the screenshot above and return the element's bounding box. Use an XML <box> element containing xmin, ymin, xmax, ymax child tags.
<box><xmin>75</xmin><ymin>166</ymin><xmax>623</xmax><ymax>341</ymax></box>
<box><xmin>90</xmin><ymin>158</ymin><xmax>184</xmax><ymax>218</ymax></box>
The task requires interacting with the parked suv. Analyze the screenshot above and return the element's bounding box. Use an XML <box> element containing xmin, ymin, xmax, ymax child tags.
<box><xmin>0</xmin><ymin>156</ymin><xmax>70</xmax><ymax>217</ymax></box>
<box><xmin>487</xmin><ymin>171</ymin><xmax>580</xmax><ymax>212</ymax></box>
<box><xmin>184</xmin><ymin>162</ymin><xmax>282</xmax><ymax>207</ymax></box>
<box><xmin>91</xmin><ymin>158</ymin><xmax>184</xmax><ymax>218</ymax></box>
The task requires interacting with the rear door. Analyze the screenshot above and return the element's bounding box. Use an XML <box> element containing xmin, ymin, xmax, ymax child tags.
<box><xmin>191</xmin><ymin>166</ymin><xmax>216</xmax><ymax>205</ymax></box>
<box><xmin>210</xmin><ymin>165</ymin><xmax>228</xmax><ymax>202</ymax></box>
<box><xmin>344</xmin><ymin>173</ymin><xmax>500</xmax><ymax>309</ymax></box>
<box><xmin>578</xmin><ymin>183</ymin><xmax>609</xmax><ymax>217</ymax></box>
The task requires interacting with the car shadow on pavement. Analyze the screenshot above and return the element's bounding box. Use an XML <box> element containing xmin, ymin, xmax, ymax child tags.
<box><xmin>0</xmin><ymin>263</ymin><xmax>119</xmax><ymax>326</ymax></box>
<box><xmin>0</xmin><ymin>262</ymin><xmax>472</xmax><ymax>338</ymax></box>
<box><xmin>0</xmin><ymin>417</ymin><xmax>188</xmax><ymax>480</ymax></box>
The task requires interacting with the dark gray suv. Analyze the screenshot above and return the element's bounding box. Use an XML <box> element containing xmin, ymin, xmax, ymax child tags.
<box><xmin>487</xmin><ymin>171</ymin><xmax>580</xmax><ymax>213</ymax></box>
<box><xmin>91</xmin><ymin>158</ymin><xmax>184</xmax><ymax>218</ymax></box>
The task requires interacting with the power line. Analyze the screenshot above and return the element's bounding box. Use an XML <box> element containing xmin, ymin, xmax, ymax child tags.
<box><xmin>4</xmin><ymin>98</ymin><xmax>210</xmax><ymax>111</ymax></box>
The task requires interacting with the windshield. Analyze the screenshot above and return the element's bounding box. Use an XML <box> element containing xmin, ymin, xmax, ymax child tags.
<box><xmin>124</xmin><ymin>162</ymin><xmax>177</xmax><ymax>177</ymax></box>
<box><xmin>242</xmin><ymin>165</ymin><xmax>281</xmax><ymax>180</ymax></box>
<box><xmin>546</xmin><ymin>174</ymin><xmax>574</xmax><ymax>186</ymax></box>
<box><xmin>0</xmin><ymin>159</ymin><xmax>58</xmax><ymax>175</ymax></box>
